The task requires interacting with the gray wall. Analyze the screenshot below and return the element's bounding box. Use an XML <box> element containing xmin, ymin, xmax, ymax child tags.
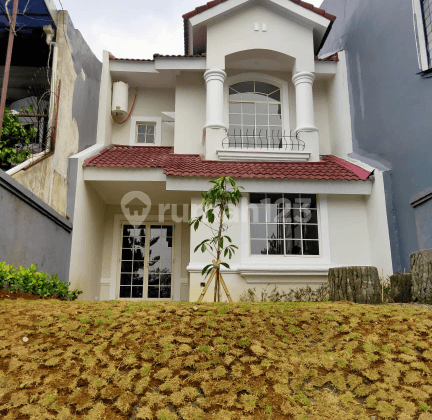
<box><xmin>65</xmin><ymin>12</ymin><xmax>102</xmax><ymax>152</ymax></box>
<box><xmin>320</xmin><ymin>0</ymin><xmax>432</xmax><ymax>273</ymax></box>
<box><xmin>0</xmin><ymin>170</ymin><xmax>72</xmax><ymax>282</ymax></box>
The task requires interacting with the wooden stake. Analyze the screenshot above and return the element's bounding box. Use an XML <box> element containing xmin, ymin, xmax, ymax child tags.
<box><xmin>219</xmin><ymin>272</ymin><xmax>233</xmax><ymax>303</ymax></box>
<box><xmin>197</xmin><ymin>265</ymin><xmax>217</xmax><ymax>303</ymax></box>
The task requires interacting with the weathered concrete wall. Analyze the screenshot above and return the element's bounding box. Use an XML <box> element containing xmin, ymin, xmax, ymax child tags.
<box><xmin>0</xmin><ymin>170</ymin><xmax>72</xmax><ymax>281</ymax></box>
<box><xmin>320</xmin><ymin>0</ymin><xmax>432</xmax><ymax>272</ymax></box>
<box><xmin>10</xmin><ymin>10</ymin><xmax>102</xmax><ymax>218</ymax></box>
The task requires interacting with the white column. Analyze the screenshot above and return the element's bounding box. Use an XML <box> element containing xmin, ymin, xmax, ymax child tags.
<box><xmin>204</xmin><ymin>69</ymin><xmax>227</xmax><ymax>129</ymax></box>
<box><xmin>292</xmin><ymin>71</ymin><xmax>317</xmax><ymax>132</ymax></box>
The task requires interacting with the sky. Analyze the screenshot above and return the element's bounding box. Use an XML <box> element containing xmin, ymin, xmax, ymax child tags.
<box><xmin>52</xmin><ymin>0</ymin><xmax>324</xmax><ymax>61</ymax></box>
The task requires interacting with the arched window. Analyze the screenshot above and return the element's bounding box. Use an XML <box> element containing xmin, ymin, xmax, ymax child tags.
<box><xmin>228</xmin><ymin>81</ymin><xmax>282</xmax><ymax>147</ymax></box>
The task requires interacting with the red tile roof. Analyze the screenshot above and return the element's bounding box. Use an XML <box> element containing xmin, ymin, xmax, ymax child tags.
<box><xmin>83</xmin><ymin>145</ymin><xmax>371</xmax><ymax>181</ymax></box>
<box><xmin>182</xmin><ymin>0</ymin><xmax>336</xmax><ymax>22</ymax></box>
<box><xmin>314</xmin><ymin>52</ymin><xmax>339</xmax><ymax>62</ymax></box>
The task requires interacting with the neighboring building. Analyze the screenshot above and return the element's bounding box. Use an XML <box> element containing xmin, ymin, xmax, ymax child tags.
<box><xmin>319</xmin><ymin>0</ymin><xmax>432</xmax><ymax>272</ymax></box>
<box><xmin>0</xmin><ymin>0</ymin><xmax>101</xmax><ymax>280</ymax></box>
<box><xmin>1</xmin><ymin>0</ymin><xmax>101</xmax><ymax>218</ymax></box>
<box><xmin>67</xmin><ymin>0</ymin><xmax>393</xmax><ymax>302</ymax></box>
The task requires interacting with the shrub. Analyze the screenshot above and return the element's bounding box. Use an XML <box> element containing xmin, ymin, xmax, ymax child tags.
<box><xmin>0</xmin><ymin>106</ymin><xmax>37</xmax><ymax>170</ymax></box>
<box><xmin>0</xmin><ymin>262</ymin><xmax>82</xmax><ymax>300</ymax></box>
<box><xmin>238</xmin><ymin>284</ymin><xmax>329</xmax><ymax>302</ymax></box>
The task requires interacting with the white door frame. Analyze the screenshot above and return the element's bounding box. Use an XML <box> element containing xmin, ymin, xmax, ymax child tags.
<box><xmin>110</xmin><ymin>214</ymin><xmax>182</xmax><ymax>301</ymax></box>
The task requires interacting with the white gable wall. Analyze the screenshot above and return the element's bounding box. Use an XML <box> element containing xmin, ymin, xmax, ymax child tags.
<box><xmin>206</xmin><ymin>4</ymin><xmax>315</xmax><ymax>72</ymax></box>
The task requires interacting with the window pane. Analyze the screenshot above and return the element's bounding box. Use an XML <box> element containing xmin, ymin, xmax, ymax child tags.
<box><xmin>250</xmin><ymin>193</ymin><xmax>266</xmax><ymax>204</ymax></box>
<box><xmin>160</xmin><ymin>259</ymin><xmax>172</xmax><ymax>273</ymax></box>
<box><xmin>145</xmin><ymin>135</ymin><xmax>154</xmax><ymax>144</ymax></box>
<box><xmin>160</xmin><ymin>286</ymin><xmax>171</xmax><ymax>298</ymax></box>
<box><xmin>137</xmin><ymin>134</ymin><xmax>146</xmax><ymax>143</ymax></box>
<box><xmin>120</xmin><ymin>274</ymin><xmax>131</xmax><ymax>285</ymax></box>
<box><xmin>302</xmin><ymin>225</ymin><xmax>319</xmax><ymax>240</ymax></box>
<box><xmin>269</xmin><ymin>90</ymin><xmax>281</xmax><ymax>101</ymax></box>
<box><xmin>256</xmin><ymin>115</ymin><xmax>268</xmax><ymax>125</ymax></box>
<box><xmin>146</xmin><ymin>125</ymin><xmax>155</xmax><ymax>134</ymax></box>
<box><xmin>149</xmin><ymin>260</ymin><xmax>160</xmax><ymax>273</ymax></box>
<box><xmin>162</xmin><ymin>226</ymin><xmax>173</xmax><ymax>237</ymax></box>
<box><xmin>242</xmin><ymin>103</ymin><xmax>255</xmax><ymax>114</ymax></box>
<box><xmin>251</xmin><ymin>239</ymin><xmax>267</xmax><ymax>255</ymax></box>
<box><xmin>267</xmin><ymin>240</ymin><xmax>284</xmax><ymax>255</ymax></box>
<box><xmin>303</xmin><ymin>241</ymin><xmax>320</xmax><ymax>256</ymax></box>
<box><xmin>123</xmin><ymin>225</ymin><xmax>136</xmax><ymax>236</ymax></box>
<box><xmin>148</xmin><ymin>273</ymin><xmax>159</xmax><ymax>285</ymax></box>
<box><xmin>231</xmin><ymin>82</ymin><xmax>254</xmax><ymax>93</ymax></box>
<box><xmin>243</xmin><ymin>115</ymin><xmax>255</xmax><ymax>126</ymax></box>
<box><xmin>249</xmin><ymin>204</ymin><xmax>266</xmax><ymax>223</ymax></box>
<box><xmin>160</xmin><ymin>274</ymin><xmax>171</xmax><ymax>286</ymax></box>
<box><xmin>269</xmin><ymin>104</ymin><xmax>281</xmax><ymax>115</ymax></box>
<box><xmin>255</xmin><ymin>82</ymin><xmax>278</xmax><ymax>95</ymax></box>
<box><xmin>300</xmin><ymin>209</ymin><xmax>317</xmax><ymax>224</ymax></box>
<box><xmin>285</xmin><ymin>194</ymin><xmax>301</xmax><ymax>208</ymax></box>
<box><xmin>133</xmin><ymin>246</ymin><xmax>145</xmax><ymax>261</ymax></box>
<box><xmin>120</xmin><ymin>286</ymin><xmax>131</xmax><ymax>298</ymax></box>
<box><xmin>137</xmin><ymin>125</ymin><xmax>146</xmax><ymax>134</ymax></box>
<box><xmin>121</xmin><ymin>261</ymin><xmax>133</xmax><ymax>273</ymax></box>
<box><xmin>300</xmin><ymin>194</ymin><xmax>317</xmax><ymax>208</ymax></box>
<box><xmin>229</xmin><ymin>102</ymin><xmax>241</xmax><ymax>113</ymax></box>
<box><xmin>256</xmin><ymin>103</ymin><xmax>268</xmax><ymax>114</ymax></box>
<box><xmin>229</xmin><ymin>114</ymin><xmax>241</xmax><ymax>125</ymax></box>
<box><xmin>286</xmin><ymin>240</ymin><xmax>302</xmax><ymax>255</ymax></box>
<box><xmin>242</xmin><ymin>92</ymin><xmax>265</xmax><ymax>101</ymax></box>
<box><xmin>122</xmin><ymin>248</ymin><xmax>133</xmax><ymax>260</ymax></box>
<box><xmin>133</xmin><ymin>260</ymin><xmax>145</xmax><ymax>273</ymax></box>
<box><xmin>132</xmin><ymin>273</ymin><xmax>144</xmax><ymax>285</ymax></box>
<box><xmin>269</xmin><ymin>115</ymin><xmax>282</xmax><ymax>125</ymax></box>
<box><xmin>228</xmin><ymin>125</ymin><xmax>242</xmax><ymax>136</ymax></box>
<box><xmin>148</xmin><ymin>287</ymin><xmax>159</xmax><ymax>298</ymax></box>
<box><xmin>132</xmin><ymin>286</ymin><xmax>143</xmax><ymax>298</ymax></box>
<box><xmin>250</xmin><ymin>224</ymin><xmax>266</xmax><ymax>238</ymax></box>
<box><xmin>229</xmin><ymin>92</ymin><xmax>242</xmax><ymax>100</ymax></box>
<box><xmin>285</xmin><ymin>224</ymin><xmax>301</xmax><ymax>239</ymax></box>
<box><xmin>267</xmin><ymin>224</ymin><xmax>284</xmax><ymax>240</ymax></box>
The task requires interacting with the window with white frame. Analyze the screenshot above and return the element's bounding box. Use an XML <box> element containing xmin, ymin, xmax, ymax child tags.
<box><xmin>249</xmin><ymin>193</ymin><xmax>319</xmax><ymax>256</ymax></box>
<box><xmin>136</xmin><ymin>122</ymin><xmax>156</xmax><ymax>144</ymax></box>
<box><xmin>421</xmin><ymin>0</ymin><xmax>432</xmax><ymax>68</ymax></box>
<box><xmin>130</xmin><ymin>117</ymin><xmax>162</xmax><ymax>146</ymax></box>
<box><xmin>228</xmin><ymin>81</ymin><xmax>282</xmax><ymax>147</ymax></box>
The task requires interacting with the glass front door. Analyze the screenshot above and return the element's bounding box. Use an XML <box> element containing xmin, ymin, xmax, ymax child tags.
<box><xmin>120</xmin><ymin>224</ymin><xmax>173</xmax><ymax>299</ymax></box>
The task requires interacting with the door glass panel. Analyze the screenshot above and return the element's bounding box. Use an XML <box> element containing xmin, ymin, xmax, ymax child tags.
<box><xmin>147</xmin><ymin>225</ymin><xmax>172</xmax><ymax>299</ymax></box>
<box><xmin>120</xmin><ymin>224</ymin><xmax>145</xmax><ymax>299</ymax></box>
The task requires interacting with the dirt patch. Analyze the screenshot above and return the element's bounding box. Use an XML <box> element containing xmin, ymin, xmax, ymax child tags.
<box><xmin>0</xmin><ymin>300</ymin><xmax>432</xmax><ymax>419</ymax></box>
<box><xmin>0</xmin><ymin>290</ymin><xmax>66</xmax><ymax>301</ymax></box>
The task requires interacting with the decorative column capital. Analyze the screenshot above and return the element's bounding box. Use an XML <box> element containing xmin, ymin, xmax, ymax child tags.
<box><xmin>292</xmin><ymin>71</ymin><xmax>315</xmax><ymax>86</ymax></box>
<box><xmin>204</xmin><ymin>68</ymin><xmax>227</xmax><ymax>84</ymax></box>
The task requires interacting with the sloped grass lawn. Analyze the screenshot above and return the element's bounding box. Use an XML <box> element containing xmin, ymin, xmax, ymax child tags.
<box><xmin>1</xmin><ymin>301</ymin><xmax>432</xmax><ymax>419</ymax></box>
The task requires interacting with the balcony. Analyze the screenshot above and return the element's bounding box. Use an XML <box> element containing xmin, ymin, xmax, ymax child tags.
<box><xmin>216</xmin><ymin>129</ymin><xmax>311</xmax><ymax>162</ymax></box>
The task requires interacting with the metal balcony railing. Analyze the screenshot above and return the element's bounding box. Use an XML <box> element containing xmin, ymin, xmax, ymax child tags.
<box><xmin>222</xmin><ymin>129</ymin><xmax>305</xmax><ymax>151</ymax></box>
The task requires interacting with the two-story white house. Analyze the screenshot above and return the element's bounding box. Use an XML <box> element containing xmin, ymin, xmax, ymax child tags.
<box><xmin>67</xmin><ymin>0</ymin><xmax>393</xmax><ymax>302</ymax></box>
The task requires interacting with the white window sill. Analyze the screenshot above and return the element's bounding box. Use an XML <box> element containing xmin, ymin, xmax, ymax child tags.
<box><xmin>216</xmin><ymin>148</ymin><xmax>311</xmax><ymax>162</ymax></box>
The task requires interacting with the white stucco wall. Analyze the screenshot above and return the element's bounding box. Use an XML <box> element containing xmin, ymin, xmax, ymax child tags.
<box><xmin>68</xmin><ymin>147</ymin><xmax>107</xmax><ymax>301</ymax></box>
<box><xmin>327</xmin><ymin>194</ymin><xmax>371</xmax><ymax>266</ymax></box>
<box><xmin>326</xmin><ymin>51</ymin><xmax>353</xmax><ymax>157</ymax></box>
<box><xmin>174</xmin><ymin>72</ymin><xmax>206</xmax><ymax>155</ymax></box>
<box><xmin>206</xmin><ymin>4</ymin><xmax>315</xmax><ymax>72</ymax></box>
<box><xmin>111</xmin><ymin>88</ymin><xmax>175</xmax><ymax>147</ymax></box>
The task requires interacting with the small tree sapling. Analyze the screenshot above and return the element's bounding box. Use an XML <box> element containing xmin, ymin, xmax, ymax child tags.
<box><xmin>189</xmin><ymin>176</ymin><xmax>243</xmax><ymax>302</ymax></box>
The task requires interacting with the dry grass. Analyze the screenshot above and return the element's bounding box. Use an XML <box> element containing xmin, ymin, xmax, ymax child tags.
<box><xmin>1</xmin><ymin>299</ymin><xmax>432</xmax><ymax>419</ymax></box>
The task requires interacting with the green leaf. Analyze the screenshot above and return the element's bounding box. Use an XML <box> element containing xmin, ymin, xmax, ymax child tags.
<box><xmin>220</xmin><ymin>262</ymin><xmax>230</xmax><ymax>269</ymax></box>
<box><xmin>201</xmin><ymin>264</ymin><xmax>212</xmax><ymax>276</ymax></box>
